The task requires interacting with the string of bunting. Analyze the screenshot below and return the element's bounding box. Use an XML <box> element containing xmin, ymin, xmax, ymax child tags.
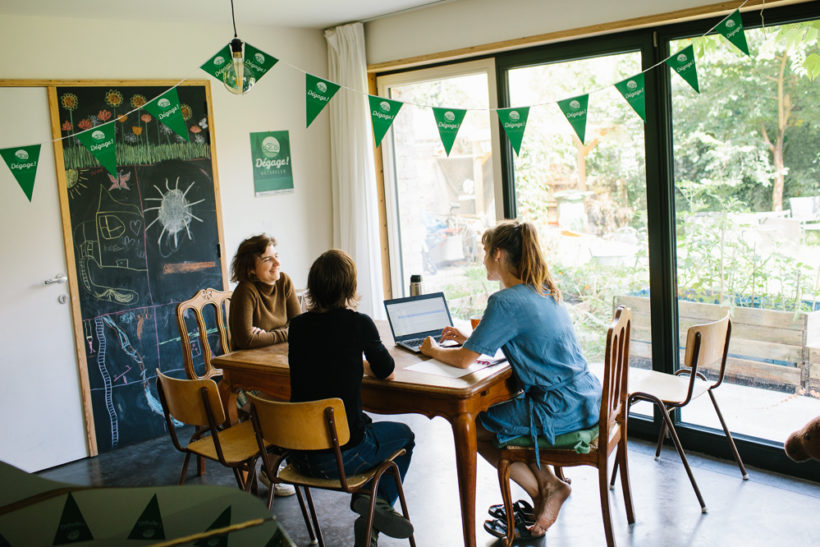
<box><xmin>1</xmin><ymin>4</ymin><xmax>752</xmax><ymax>202</ymax></box>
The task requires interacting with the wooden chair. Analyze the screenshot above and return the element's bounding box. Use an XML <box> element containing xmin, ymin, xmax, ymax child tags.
<box><xmin>176</xmin><ymin>288</ymin><xmax>232</xmax><ymax>380</ymax></box>
<box><xmin>613</xmin><ymin>314</ymin><xmax>748</xmax><ymax>512</ymax></box>
<box><xmin>156</xmin><ymin>369</ymin><xmax>265</xmax><ymax>491</ymax></box>
<box><xmin>496</xmin><ymin>306</ymin><xmax>635</xmax><ymax>547</ymax></box>
<box><xmin>249</xmin><ymin>395</ymin><xmax>415</xmax><ymax>547</ymax></box>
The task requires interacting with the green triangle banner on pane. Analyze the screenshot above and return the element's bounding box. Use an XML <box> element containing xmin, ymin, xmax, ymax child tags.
<box><xmin>497</xmin><ymin>107</ymin><xmax>530</xmax><ymax>156</ymax></box>
<box><xmin>142</xmin><ymin>87</ymin><xmax>188</xmax><ymax>141</ymax></box>
<box><xmin>614</xmin><ymin>73</ymin><xmax>647</xmax><ymax>122</ymax></box>
<box><xmin>557</xmin><ymin>94</ymin><xmax>590</xmax><ymax>144</ymax></box>
<box><xmin>76</xmin><ymin>121</ymin><xmax>117</xmax><ymax>176</ymax></box>
<box><xmin>244</xmin><ymin>42</ymin><xmax>279</xmax><ymax>82</ymax></box>
<box><xmin>368</xmin><ymin>95</ymin><xmax>403</xmax><ymax>147</ymax></box>
<box><xmin>193</xmin><ymin>506</ymin><xmax>231</xmax><ymax>547</ymax></box>
<box><xmin>305</xmin><ymin>74</ymin><xmax>340</xmax><ymax>128</ymax></box>
<box><xmin>1</xmin><ymin>143</ymin><xmax>41</xmax><ymax>201</ymax></box>
<box><xmin>128</xmin><ymin>494</ymin><xmax>165</xmax><ymax>541</ymax></box>
<box><xmin>432</xmin><ymin>107</ymin><xmax>467</xmax><ymax>156</ymax></box>
<box><xmin>716</xmin><ymin>10</ymin><xmax>749</xmax><ymax>56</ymax></box>
<box><xmin>667</xmin><ymin>44</ymin><xmax>700</xmax><ymax>93</ymax></box>
<box><xmin>200</xmin><ymin>45</ymin><xmax>234</xmax><ymax>82</ymax></box>
<box><xmin>53</xmin><ymin>493</ymin><xmax>93</xmax><ymax>545</ymax></box>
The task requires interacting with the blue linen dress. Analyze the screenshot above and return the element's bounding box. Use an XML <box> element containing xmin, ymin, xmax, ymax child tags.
<box><xmin>464</xmin><ymin>284</ymin><xmax>601</xmax><ymax>456</ymax></box>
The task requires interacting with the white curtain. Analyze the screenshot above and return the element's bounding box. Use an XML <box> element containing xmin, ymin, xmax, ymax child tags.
<box><xmin>325</xmin><ymin>23</ymin><xmax>385</xmax><ymax>318</ymax></box>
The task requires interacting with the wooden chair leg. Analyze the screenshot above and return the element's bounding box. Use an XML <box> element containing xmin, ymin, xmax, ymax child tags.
<box><xmin>617</xmin><ymin>441</ymin><xmax>635</xmax><ymax>524</ymax></box>
<box><xmin>293</xmin><ymin>486</ymin><xmax>317</xmax><ymax>544</ymax></box>
<box><xmin>196</xmin><ymin>455</ymin><xmax>205</xmax><ymax>476</ymax></box>
<box><xmin>708</xmin><ymin>389</ymin><xmax>749</xmax><ymax>480</ymax></box>
<box><xmin>654</xmin><ymin>414</ymin><xmax>667</xmax><ymax>460</ymax></box>
<box><xmin>609</xmin><ymin>457</ymin><xmax>619</xmax><ymax>490</ymax></box>
<box><xmin>178</xmin><ymin>453</ymin><xmax>192</xmax><ymax>485</ymax></box>
<box><xmin>598</xmin><ymin>463</ymin><xmax>615</xmax><ymax>547</ymax></box>
<box><xmin>496</xmin><ymin>457</ymin><xmax>515</xmax><ymax>547</ymax></box>
<box><xmin>391</xmin><ymin>464</ymin><xmax>417</xmax><ymax>547</ymax></box>
<box><xmin>304</xmin><ymin>487</ymin><xmax>324</xmax><ymax>547</ymax></box>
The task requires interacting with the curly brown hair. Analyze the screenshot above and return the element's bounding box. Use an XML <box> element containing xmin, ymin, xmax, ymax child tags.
<box><xmin>231</xmin><ymin>234</ymin><xmax>277</xmax><ymax>283</ymax></box>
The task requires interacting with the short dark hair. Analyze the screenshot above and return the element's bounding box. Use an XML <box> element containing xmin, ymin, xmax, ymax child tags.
<box><xmin>231</xmin><ymin>234</ymin><xmax>277</xmax><ymax>283</ymax></box>
<box><xmin>306</xmin><ymin>249</ymin><xmax>359</xmax><ymax>312</ymax></box>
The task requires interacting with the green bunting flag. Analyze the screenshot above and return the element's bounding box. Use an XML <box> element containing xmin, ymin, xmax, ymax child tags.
<box><xmin>265</xmin><ymin>527</ymin><xmax>289</xmax><ymax>547</ymax></box>
<box><xmin>497</xmin><ymin>107</ymin><xmax>530</xmax><ymax>156</ymax></box>
<box><xmin>53</xmin><ymin>493</ymin><xmax>93</xmax><ymax>545</ymax></box>
<box><xmin>142</xmin><ymin>88</ymin><xmax>188</xmax><ymax>141</ymax></box>
<box><xmin>557</xmin><ymin>94</ymin><xmax>590</xmax><ymax>144</ymax></box>
<box><xmin>128</xmin><ymin>494</ymin><xmax>165</xmax><ymax>541</ymax></box>
<box><xmin>194</xmin><ymin>507</ymin><xmax>231</xmax><ymax>547</ymax></box>
<box><xmin>76</xmin><ymin>122</ymin><xmax>117</xmax><ymax>176</ymax></box>
<box><xmin>1</xmin><ymin>144</ymin><xmax>41</xmax><ymax>201</ymax></box>
<box><xmin>432</xmin><ymin>107</ymin><xmax>467</xmax><ymax>156</ymax></box>
<box><xmin>243</xmin><ymin>43</ymin><xmax>279</xmax><ymax>82</ymax></box>
<box><xmin>200</xmin><ymin>45</ymin><xmax>234</xmax><ymax>83</ymax></box>
<box><xmin>305</xmin><ymin>74</ymin><xmax>340</xmax><ymax>128</ymax></box>
<box><xmin>201</xmin><ymin>43</ymin><xmax>277</xmax><ymax>92</ymax></box>
<box><xmin>667</xmin><ymin>44</ymin><xmax>700</xmax><ymax>93</ymax></box>
<box><xmin>614</xmin><ymin>73</ymin><xmax>647</xmax><ymax>122</ymax></box>
<box><xmin>368</xmin><ymin>95</ymin><xmax>403</xmax><ymax>147</ymax></box>
<box><xmin>716</xmin><ymin>10</ymin><xmax>749</xmax><ymax>56</ymax></box>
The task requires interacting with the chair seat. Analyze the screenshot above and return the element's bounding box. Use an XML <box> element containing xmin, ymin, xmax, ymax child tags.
<box><xmin>278</xmin><ymin>448</ymin><xmax>406</xmax><ymax>490</ymax></box>
<box><xmin>496</xmin><ymin>425</ymin><xmax>600</xmax><ymax>454</ymax></box>
<box><xmin>188</xmin><ymin>420</ymin><xmax>265</xmax><ymax>464</ymax></box>
<box><xmin>630</xmin><ymin>368</ymin><xmax>710</xmax><ymax>405</ymax></box>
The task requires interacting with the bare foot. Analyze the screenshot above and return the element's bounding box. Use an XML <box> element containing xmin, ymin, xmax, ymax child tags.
<box><xmin>529</xmin><ymin>478</ymin><xmax>571</xmax><ymax>536</ymax></box>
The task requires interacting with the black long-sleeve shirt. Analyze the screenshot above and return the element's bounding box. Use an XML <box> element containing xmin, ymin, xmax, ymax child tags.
<box><xmin>288</xmin><ymin>308</ymin><xmax>394</xmax><ymax>447</ymax></box>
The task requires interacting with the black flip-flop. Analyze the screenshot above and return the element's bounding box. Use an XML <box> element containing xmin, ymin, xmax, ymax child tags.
<box><xmin>483</xmin><ymin>517</ymin><xmax>545</xmax><ymax>540</ymax></box>
<box><xmin>487</xmin><ymin>499</ymin><xmax>536</xmax><ymax>525</ymax></box>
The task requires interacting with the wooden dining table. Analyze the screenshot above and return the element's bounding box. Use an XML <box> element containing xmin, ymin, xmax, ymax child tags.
<box><xmin>211</xmin><ymin>320</ymin><xmax>518</xmax><ymax>547</ymax></box>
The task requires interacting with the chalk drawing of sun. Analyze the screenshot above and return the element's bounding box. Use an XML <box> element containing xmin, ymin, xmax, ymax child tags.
<box><xmin>144</xmin><ymin>177</ymin><xmax>205</xmax><ymax>250</ymax></box>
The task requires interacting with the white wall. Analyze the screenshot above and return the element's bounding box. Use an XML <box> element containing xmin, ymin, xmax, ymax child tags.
<box><xmin>0</xmin><ymin>13</ymin><xmax>333</xmax><ymax>289</ymax></box>
<box><xmin>366</xmin><ymin>0</ymin><xmax>723</xmax><ymax>64</ymax></box>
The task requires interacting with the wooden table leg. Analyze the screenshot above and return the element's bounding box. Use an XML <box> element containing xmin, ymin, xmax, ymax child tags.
<box><xmin>451</xmin><ymin>412</ymin><xmax>478</xmax><ymax>547</ymax></box>
<box><xmin>218</xmin><ymin>377</ymin><xmax>239</xmax><ymax>425</ymax></box>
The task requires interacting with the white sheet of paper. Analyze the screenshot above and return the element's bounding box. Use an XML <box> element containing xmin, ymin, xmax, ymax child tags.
<box><xmin>405</xmin><ymin>354</ymin><xmax>506</xmax><ymax>379</ymax></box>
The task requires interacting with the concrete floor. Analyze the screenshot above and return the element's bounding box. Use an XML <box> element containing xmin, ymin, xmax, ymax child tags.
<box><xmin>38</xmin><ymin>412</ymin><xmax>820</xmax><ymax>546</ymax></box>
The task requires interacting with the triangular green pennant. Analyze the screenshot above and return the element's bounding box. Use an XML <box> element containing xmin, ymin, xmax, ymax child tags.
<box><xmin>76</xmin><ymin>122</ymin><xmax>117</xmax><ymax>176</ymax></box>
<box><xmin>305</xmin><ymin>74</ymin><xmax>340</xmax><ymax>128</ymax></box>
<box><xmin>667</xmin><ymin>44</ymin><xmax>700</xmax><ymax>93</ymax></box>
<box><xmin>432</xmin><ymin>107</ymin><xmax>467</xmax><ymax>156</ymax></box>
<box><xmin>193</xmin><ymin>506</ymin><xmax>231</xmax><ymax>547</ymax></box>
<box><xmin>52</xmin><ymin>493</ymin><xmax>93</xmax><ymax>545</ymax></box>
<box><xmin>1</xmin><ymin>144</ymin><xmax>41</xmax><ymax>201</ymax></box>
<box><xmin>716</xmin><ymin>10</ymin><xmax>749</xmax><ymax>56</ymax></box>
<box><xmin>243</xmin><ymin>42</ymin><xmax>279</xmax><ymax>83</ymax></box>
<box><xmin>265</xmin><ymin>527</ymin><xmax>288</xmax><ymax>547</ymax></box>
<box><xmin>557</xmin><ymin>94</ymin><xmax>590</xmax><ymax>144</ymax></box>
<box><xmin>142</xmin><ymin>88</ymin><xmax>189</xmax><ymax>141</ymax></box>
<box><xmin>614</xmin><ymin>73</ymin><xmax>647</xmax><ymax>122</ymax></box>
<box><xmin>128</xmin><ymin>494</ymin><xmax>165</xmax><ymax>541</ymax></box>
<box><xmin>200</xmin><ymin>45</ymin><xmax>234</xmax><ymax>83</ymax></box>
<box><xmin>368</xmin><ymin>96</ymin><xmax>403</xmax><ymax>147</ymax></box>
<box><xmin>497</xmin><ymin>107</ymin><xmax>529</xmax><ymax>156</ymax></box>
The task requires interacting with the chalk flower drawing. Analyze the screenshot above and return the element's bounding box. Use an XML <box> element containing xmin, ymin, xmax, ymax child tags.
<box><xmin>144</xmin><ymin>177</ymin><xmax>205</xmax><ymax>249</ymax></box>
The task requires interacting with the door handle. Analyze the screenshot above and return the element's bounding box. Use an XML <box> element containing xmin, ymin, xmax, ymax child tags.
<box><xmin>44</xmin><ymin>274</ymin><xmax>68</xmax><ymax>285</ymax></box>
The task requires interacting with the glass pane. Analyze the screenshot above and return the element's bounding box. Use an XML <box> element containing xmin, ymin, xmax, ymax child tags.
<box><xmin>670</xmin><ymin>20</ymin><xmax>820</xmax><ymax>443</ymax></box>
<box><xmin>386</xmin><ymin>72</ymin><xmax>496</xmax><ymax>320</ymax></box>
<box><xmin>507</xmin><ymin>50</ymin><xmax>652</xmax><ymax>415</ymax></box>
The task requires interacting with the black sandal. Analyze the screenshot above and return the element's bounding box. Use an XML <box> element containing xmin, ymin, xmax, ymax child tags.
<box><xmin>483</xmin><ymin>516</ymin><xmax>545</xmax><ymax>540</ymax></box>
<box><xmin>487</xmin><ymin>499</ymin><xmax>536</xmax><ymax>525</ymax></box>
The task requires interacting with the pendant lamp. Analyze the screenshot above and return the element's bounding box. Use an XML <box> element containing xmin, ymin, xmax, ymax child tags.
<box><xmin>223</xmin><ymin>0</ymin><xmax>255</xmax><ymax>94</ymax></box>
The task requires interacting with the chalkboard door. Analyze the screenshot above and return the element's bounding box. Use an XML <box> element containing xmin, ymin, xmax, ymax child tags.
<box><xmin>50</xmin><ymin>81</ymin><xmax>226</xmax><ymax>453</ymax></box>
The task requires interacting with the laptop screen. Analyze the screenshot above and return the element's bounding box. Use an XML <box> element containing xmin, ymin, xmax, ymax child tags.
<box><xmin>384</xmin><ymin>292</ymin><xmax>453</xmax><ymax>339</ymax></box>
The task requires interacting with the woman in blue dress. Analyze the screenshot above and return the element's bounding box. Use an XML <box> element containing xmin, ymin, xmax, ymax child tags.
<box><xmin>420</xmin><ymin>220</ymin><xmax>601</xmax><ymax>537</ymax></box>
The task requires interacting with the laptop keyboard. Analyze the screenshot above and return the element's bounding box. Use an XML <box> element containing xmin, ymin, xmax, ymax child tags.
<box><xmin>403</xmin><ymin>334</ymin><xmax>441</xmax><ymax>350</ymax></box>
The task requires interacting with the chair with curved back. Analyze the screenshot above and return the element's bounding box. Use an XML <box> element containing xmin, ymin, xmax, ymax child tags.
<box><xmin>155</xmin><ymin>369</ymin><xmax>265</xmax><ymax>490</ymax></box>
<box><xmin>176</xmin><ymin>288</ymin><xmax>232</xmax><ymax>381</ymax></box>
<box><xmin>495</xmin><ymin>306</ymin><xmax>635</xmax><ymax>547</ymax></box>
<box><xmin>249</xmin><ymin>395</ymin><xmax>415</xmax><ymax>547</ymax></box>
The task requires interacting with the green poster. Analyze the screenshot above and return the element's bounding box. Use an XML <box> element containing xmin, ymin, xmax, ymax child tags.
<box><xmin>716</xmin><ymin>10</ymin><xmax>749</xmax><ymax>56</ymax></box>
<box><xmin>667</xmin><ymin>44</ymin><xmax>700</xmax><ymax>93</ymax></box>
<box><xmin>497</xmin><ymin>107</ymin><xmax>530</xmax><ymax>156</ymax></box>
<box><xmin>200</xmin><ymin>45</ymin><xmax>234</xmax><ymax>83</ymax></box>
<box><xmin>250</xmin><ymin>130</ymin><xmax>294</xmax><ymax>195</ymax></box>
<box><xmin>142</xmin><ymin>87</ymin><xmax>188</xmax><ymax>140</ymax></box>
<box><xmin>432</xmin><ymin>107</ymin><xmax>467</xmax><ymax>156</ymax></box>
<box><xmin>614</xmin><ymin>73</ymin><xmax>647</xmax><ymax>122</ymax></box>
<box><xmin>557</xmin><ymin>94</ymin><xmax>590</xmax><ymax>144</ymax></box>
<box><xmin>368</xmin><ymin>95</ymin><xmax>403</xmax><ymax>147</ymax></box>
<box><xmin>243</xmin><ymin>43</ymin><xmax>279</xmax><ymax>82</ymax></box>
<box><xmin>76</xmin><ymin>122</ymin><xmax>117</xmax><ymax>176</ymax></box>
<box><xmin>1</xmin><ymin>144</ymin><xmax>41</xmax><ymax>201</ymax></box>
<box><xmin>52</xmin><ymin>493</ymin><xmax>93</xmax><ymax>545</ymax></box>
<box><xmin>305</xmin><ymin>74</ymin><xmax>340</xmax><ymax>128</ymax></box>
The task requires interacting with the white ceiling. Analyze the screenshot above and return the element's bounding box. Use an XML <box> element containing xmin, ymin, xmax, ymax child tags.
<box><xmin>0</xmin><ymin>0</ymin><xmax>452</xmax><ymax>29</ymax></box>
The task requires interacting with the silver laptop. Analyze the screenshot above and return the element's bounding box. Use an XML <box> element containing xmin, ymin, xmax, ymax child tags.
<box><xmin>383</xmin><ymin>292</ymin><xmax>454</xmax><ymax>352</ymax></box>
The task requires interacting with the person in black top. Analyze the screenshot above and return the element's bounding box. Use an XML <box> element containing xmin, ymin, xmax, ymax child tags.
<box><xmin>288</xmin><ymin>249</ymin><xmax>415</xmax><ymax>546</ymax></box>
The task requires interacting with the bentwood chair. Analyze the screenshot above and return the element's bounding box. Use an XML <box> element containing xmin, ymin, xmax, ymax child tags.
<box><xmin>156</xmin><ymin>370</ymin><xmax>266</xmax><ymax>491</ymax></box>
<box><xmin>495</xmin><ymin>306</ymin><xmax>635</xmax><ymax>547</ymax></box>
<box><xmin>612</xmin><ymin>314</ymin><xmax>748</xmax><ymax>512</ymax></box>
<box><xmin>176</xmin><ymin>288</ymin><xmax>232</xmax><ymax>381</ymax></box>
<box><xmin>249</xmin><ymin>395</ymin><xmax>415</xmax><ymax>547</ymax></box>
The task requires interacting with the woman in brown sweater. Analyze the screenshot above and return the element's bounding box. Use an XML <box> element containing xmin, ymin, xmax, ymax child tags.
<box><xmin>228</xmin><ymin>234</ymin><xmax>302</xmax><ymax>349</ymax></box>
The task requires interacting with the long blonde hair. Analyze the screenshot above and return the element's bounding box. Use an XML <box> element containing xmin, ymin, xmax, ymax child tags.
<box><xmin>482</xmin><ymin>221</ymin><xmax>561</xmax><ymax>301</ymax></box>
